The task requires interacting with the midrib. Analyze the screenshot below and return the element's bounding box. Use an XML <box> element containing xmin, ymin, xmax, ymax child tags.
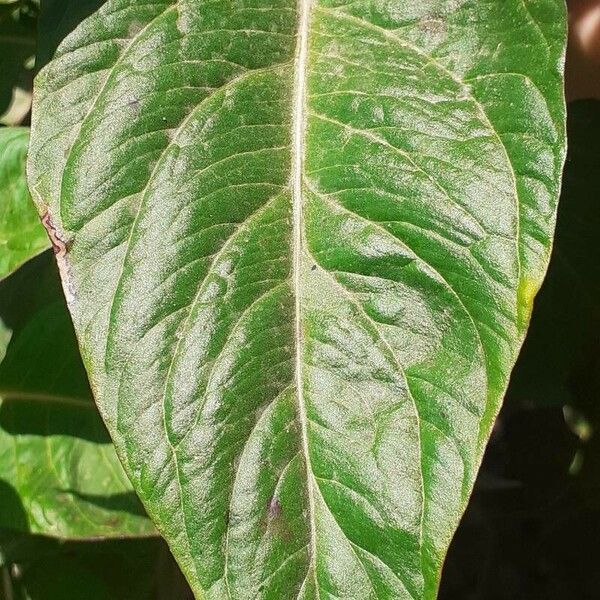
<box><xmin>291</xmin><ymin>0</ymin><xmax>318</xmax><ymax>589</ymax></box>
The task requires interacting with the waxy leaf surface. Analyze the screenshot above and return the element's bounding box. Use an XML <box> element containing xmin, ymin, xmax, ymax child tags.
<box><xmin>28</xmin><ymin>1</ymin><xmax>567</xmax><ymax>597</ymax></box>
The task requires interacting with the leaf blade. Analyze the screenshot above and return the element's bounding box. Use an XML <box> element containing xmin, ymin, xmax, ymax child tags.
<box><xmin>28</xmin><ymin>1</ymin><xmax>567</xmax><ymax>597</ymax></box>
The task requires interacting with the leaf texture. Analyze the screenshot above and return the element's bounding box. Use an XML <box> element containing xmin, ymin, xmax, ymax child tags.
<box><xmin>0</xmin><ymin>252</ymin><xmax>155</xmax><ymax>539</ymax></box>
<box><xmin>28</xmin><ymin>1</ymin><xmax>567</xmax><ymax>597</ymax></box>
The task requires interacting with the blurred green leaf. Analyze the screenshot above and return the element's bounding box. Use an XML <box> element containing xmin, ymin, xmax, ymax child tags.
<box><xmin>0</xmin><ymin>1</ymin><xmax>37</xmax><ymax>124</ymax></box>
<box><xmin>0</xmin><ymin>127</ymin><xmax>48</xmax><ymax>280</ymax></box>
<box><xmin>0</xmin><ymin>252</ymin><xmax>156</xmax><ymax>539</ymax></box>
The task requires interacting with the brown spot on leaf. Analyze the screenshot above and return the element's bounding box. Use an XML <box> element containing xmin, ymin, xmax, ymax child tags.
<box><xmin>40</xmin><ymin>211</ymin><xmax>76</xmax><ymax>305</ymax></box>
<box><xmin>41</xmin><ymin>211</ymin><xmax>69</xmax><ymax>257</ymax></box>
<box><xmin>268</xmin><ymin>496</ymin><xmax>282</xmax><ymax>519</ymax></box>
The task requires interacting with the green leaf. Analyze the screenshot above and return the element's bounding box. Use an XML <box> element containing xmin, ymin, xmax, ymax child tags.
<box><xmin>0</xmin><ymin>127</ymin><xmax>49</xmax><ymax>279</ymax></box>
<box><xmin>28</xmin><ymin>1</ymin><xmax>567</xmax><ymax>597</ymax></box>
<box><xmin>0</xmin><ymin>252</ymin><xmax>155</xmax><ymax>539</ymax></box>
